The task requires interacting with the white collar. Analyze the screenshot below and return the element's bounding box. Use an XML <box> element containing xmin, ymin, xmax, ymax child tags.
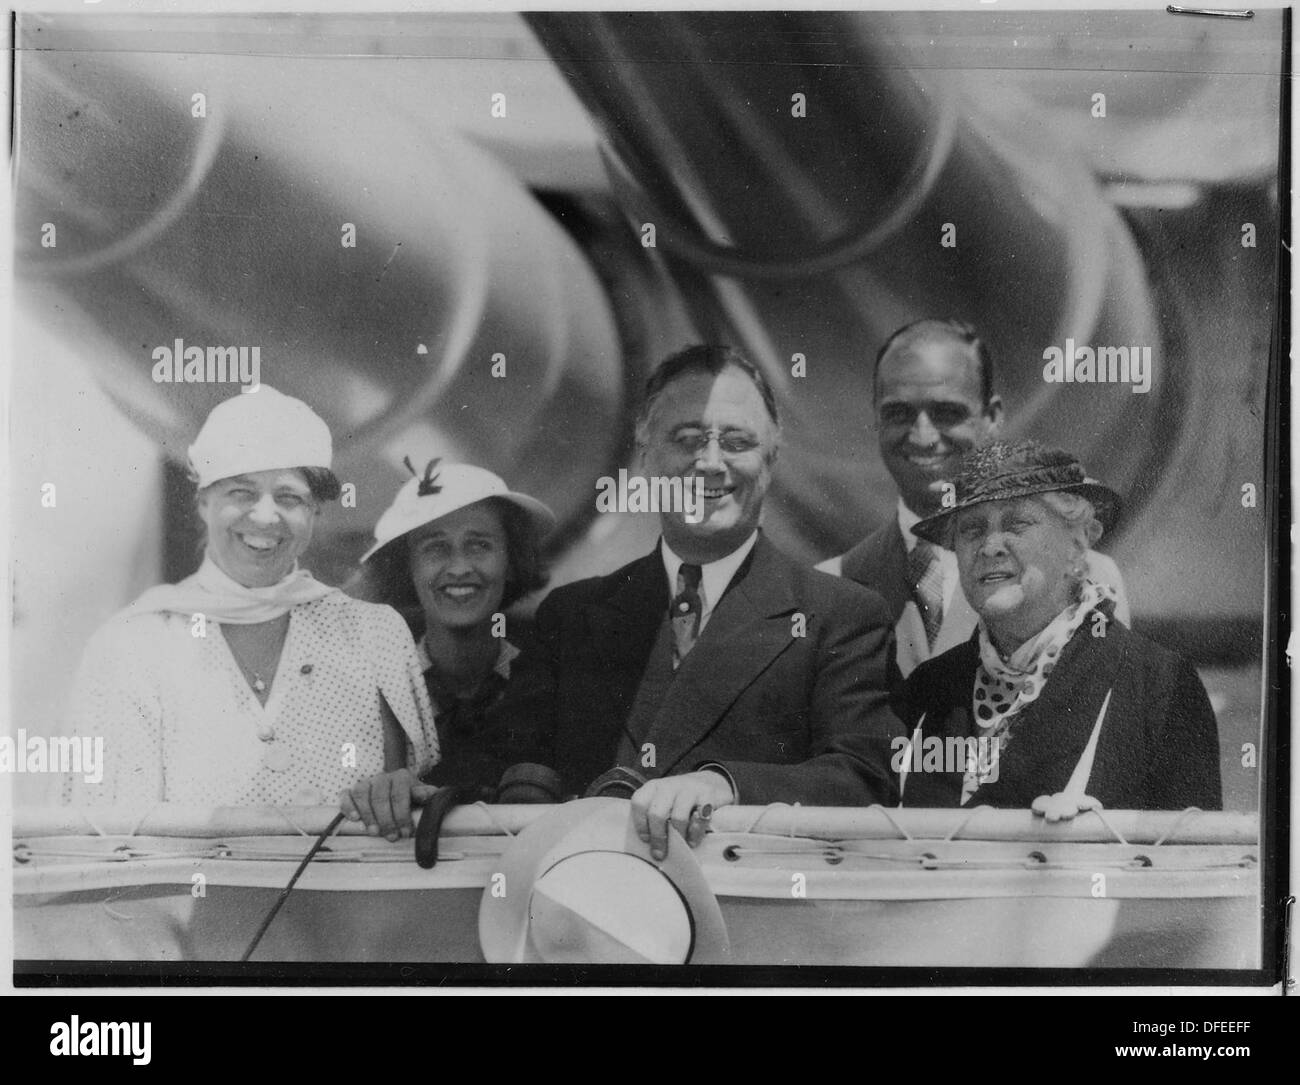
<box><xmin>417</xmin><ymin>636</ymin><xmax>518</xmax><ymax>680</ymax></box>
<box><xmin>659</xmin><ymin>531</ymin><xmax>759</xmax><ymax>616</ymax></box>
<box><xmin>897</xmin><ymin>498</ymin><xmax>928</xmax><ymax>553</ymax></box>
<box><xmin>898</xmin><ymin>497</ymin><xmax>957</xmax><ymax>556</ymax></box>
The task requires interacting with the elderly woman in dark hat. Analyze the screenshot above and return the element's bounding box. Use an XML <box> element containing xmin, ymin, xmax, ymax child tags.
<box><xmin>64</xmin><ymin>387</ymin><xmax>437</xmax><ymax>807</ymax></box>
<box><xmin>341</xmin><ymin>459</ymin><xmax>556</xmax><ymax>839</ymax></box>
<box><xmin>893</xmin><ymin>439</ymin><xmax>1221</xmax><ymax>816</ymax></box>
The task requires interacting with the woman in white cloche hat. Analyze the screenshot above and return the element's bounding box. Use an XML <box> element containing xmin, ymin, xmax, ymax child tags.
<box><xmin>63</xmin><ymin>387</ymin><xmax>438</xmax><ymax>808</ymax></box>
<box><xmin>341</xmin><ymin>458</ymin><xmax>557</xmax><ymax>840</ymax></box>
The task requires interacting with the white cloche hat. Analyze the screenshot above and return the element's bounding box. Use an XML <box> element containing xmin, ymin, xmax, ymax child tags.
<box><xmin>187</xmin><ymin>386</ymin><xmax>333</xmax><ymax>489</ymax></box>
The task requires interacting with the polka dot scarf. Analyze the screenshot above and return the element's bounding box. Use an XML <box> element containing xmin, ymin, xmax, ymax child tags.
<box><xmin>963</xmin><ymin>579</ymin><xmax>1116</xmax><ymax>803</ymax></box>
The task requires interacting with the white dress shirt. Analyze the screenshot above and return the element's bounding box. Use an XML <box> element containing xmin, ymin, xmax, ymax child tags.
<box><xmin>659</xmin><ymin>531</ymin><xmax>760</xmax><ymax>634</ymax></box>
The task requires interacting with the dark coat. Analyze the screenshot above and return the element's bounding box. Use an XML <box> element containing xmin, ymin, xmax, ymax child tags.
<box><xmin>892</xmin><ymin>606</ymin><xmax>1222</xmax><ymax>810</ymax></box>
<box><xmin>499</xmin><ymin>535</ymin><xmax>905</xmax><ymax>805</ymax></box>
<box><xmin>416</xmin><ymin>633</ymin><xmax>550</xmax><ymax>793</ymax></box>
<box><xmin>839</xmin><ymin>521</ymin><xmax>914</xmax><ymax>620</ymax></box>
<box><xmin>417</xmin><ymin>669</ymin><xmax>526</xmax><ymax>791</ymax></box>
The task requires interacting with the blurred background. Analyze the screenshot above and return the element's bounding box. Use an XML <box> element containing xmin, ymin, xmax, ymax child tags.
<box><xmin>9</xmin><ymin>9</ymin><xmax>1283</xmax><ymax>808</ymax></box>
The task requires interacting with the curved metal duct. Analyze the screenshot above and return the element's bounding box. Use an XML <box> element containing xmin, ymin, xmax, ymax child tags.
<box><xmin>12</xmin><ymin>10</ymin><xmax>1280</xmax><ymax>636</ymax></box>
<box><xmin>14</xmin><ymin>35</ymin><xmax>633</xmax><ymax>582</ymax></box>
<box><xmin>527</xmin><ymin>10</ymin><xmax>1278</xmax><ymax>631</ymax></box>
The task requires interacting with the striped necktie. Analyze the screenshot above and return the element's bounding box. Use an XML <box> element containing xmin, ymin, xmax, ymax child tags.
<box><xmin>907</xmin><ymin>540</ymin><xmax>945</xmax><ymax>649</ymax></box>
<box><xmin>670</xmin><ymin>563</ymin><xmax>704</xmax><ymax>668</ymax></box>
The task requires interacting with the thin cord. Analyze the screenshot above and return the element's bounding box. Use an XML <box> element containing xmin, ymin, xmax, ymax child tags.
<box><xmin>1085</xmin><ymin>807</ymin><xmax>1130</xmax><ymax>846</ymax></box>
<box><xmin>735</xmin><ymin>803</ymin><xmax>796</xmax><ymax>835</ymax></box>
<box><xmin>865</xmin><ymin>804</ymin><xmax>915</xmax><ymax>842</ymax></box>
<box><xmin>127</xmin><ymin>807</ymin><xmax>161</xmax><ymax>838</ymax></box>
<box><xmin>81</xmin><ymin>814</ymin><xmax>109</xmax><ymax>839</ymax></box>
<box><xmin>270</xmin><ymin>806</ymin><xmax>313</xmax><ymax>838</ymax></box>
<box><xmin>240</xmin><ymin>812</ymin><xmax>345</xmax><ymax>962</ymax></box>
<box><xmin>470</xmin><ymin>801</ymin><xmax>518</xmax><ymax>838</ymax></box>
<box><xmin>1152</xmin><ymin>807</ymin><xmax>1204</xmax><ymax>846</ymax></box>
<box><xmin>943</xmin><ymin>804</ymin><xmax>993</xmax><ymax>842</ymax></box>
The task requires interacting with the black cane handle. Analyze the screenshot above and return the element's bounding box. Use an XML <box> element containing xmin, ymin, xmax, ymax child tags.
<box><xmin>414</xmin><ymin>783</ymin><xmax>475</xmax><ymax>869</ymax></box>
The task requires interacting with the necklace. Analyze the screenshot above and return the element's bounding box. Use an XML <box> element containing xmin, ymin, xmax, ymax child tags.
<box><xmin>222</xmin><ymin>618</ymin><xmax>289</xmax><ymax>701</ymax></box>
<box><xmin>220</xmin><ymin>619</ymin><xmax>293</xmax><ymax>771</ymax></box>
<box><xmin>233</xmin><ymin>655</ymin><xmax>277</xmax><ymax>701</ymax></box>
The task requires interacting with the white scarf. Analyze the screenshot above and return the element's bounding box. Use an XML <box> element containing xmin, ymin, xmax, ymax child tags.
<box><xmin>961</xmin><ymin>580</ymin><xmax>1115</xmax><ymax>803</ymax></box>
<box><xmin>125</xmin><ymin>554</ymin><xmax>339</xmax><ymax>624</ymax></box>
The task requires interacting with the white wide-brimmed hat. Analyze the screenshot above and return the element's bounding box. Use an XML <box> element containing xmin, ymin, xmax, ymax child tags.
<box><xmin>187</xmin><ymin>385</ymin><xmax>333</xmax><ymax>488</ymax></box>
<box><xmin>478</xmin><ymin>798</ymin><xmax>730</xmax><ymax>965</ymax></box>
<box><xmin>361</xmin><ymin>458</ymin><xmax>557</xmax><ymax>563</ymax></box>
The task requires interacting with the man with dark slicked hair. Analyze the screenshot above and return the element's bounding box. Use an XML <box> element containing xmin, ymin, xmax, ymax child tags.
<box><xmin>818</xmin><ymin>319</ymin><xmax>1128</xmax><ymax>679</ymax></box>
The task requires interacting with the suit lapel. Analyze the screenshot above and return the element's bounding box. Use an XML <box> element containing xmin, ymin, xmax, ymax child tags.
<box><xmin>587</xmin><ymin>551</ymin><xmax>667</xmax><ymax>669</ymax></box>
<box><xmin>859</xmin><ymin>522</ymin><xmax>973</xmax><ymax>674</ymax></box>
<box><xmin>576</xmin><ymin>551</ymin><xmax>669</xmax><ymax>771</ymax></box>
<box><xmin>899</xmin><ymin>638</ymin><xmax>979</xmax><ymax>807</ymax></box>
<box><xmin>894</xmin><ymin>606</ymin><xmax>930</xmax><ymax>678</ymax></box>
<box><xmin>647</xmin><ymin>538</ymin><xmax>800</xmax><ymax>776</ymax></box>
<box><xmin>841</xmin><ymin>522</ymin><xmax>912</xmax><ymax>619</ymax></box>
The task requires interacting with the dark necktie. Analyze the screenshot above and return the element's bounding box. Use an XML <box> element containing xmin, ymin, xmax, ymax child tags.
<box><xmin>670</xmin><ymin>563</ymin><xmax>704</xmax><ymax>668</ymax></box>
<box><xmin>907</xmin><ymin>540</ymin><xmax>945</xmax><ymax>649</ymax></box>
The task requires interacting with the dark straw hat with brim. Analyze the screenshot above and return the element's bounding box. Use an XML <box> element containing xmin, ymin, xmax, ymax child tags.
<box><xmin>912</xmin><ymin>439</ymin><xmax>1121</xmax><ymax>547</ymax></box>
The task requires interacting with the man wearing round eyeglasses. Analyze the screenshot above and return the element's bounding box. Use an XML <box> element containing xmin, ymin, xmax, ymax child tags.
<box><xmin>637</xmin><ymin>358</ymin><xmax>776</xmax><ymax>568</ymax></box>
<box><xmin>502</xmin><ymin>344</ymin><xmax>903</xmax><ymax>860</ymax></box>
<box><xmin>818</xmin><ymin>319</ymin><xmax>1128</xmax><ymax>678</ymax></box>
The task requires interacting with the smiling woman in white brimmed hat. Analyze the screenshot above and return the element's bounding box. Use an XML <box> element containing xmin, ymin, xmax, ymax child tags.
<box><xmin>342</xmin><ymin>458</ymin><xmax>556</xmax><ymax>840</ymax></box>
<box><xmin>64</xmin><ymin>387</ymin><xmax>438</xmax><ymax>808</ymax></box>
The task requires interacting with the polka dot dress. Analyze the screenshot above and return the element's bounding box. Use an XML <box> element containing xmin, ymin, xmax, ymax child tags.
<box><xmin>64</xmin><ymin>595</ymin><xmax>437</xmax><ymax>807</ymax></box>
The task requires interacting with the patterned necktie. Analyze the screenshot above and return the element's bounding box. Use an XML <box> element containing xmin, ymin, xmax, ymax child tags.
<box><xmin>670</xmin><ymin>563</ymin><xmax>704</xmax><ymax>668</ymax></box>
<box><xmin>907</xmin><ymin>540</ymin><xmax>945</xmax><ymax>649</ymax></box>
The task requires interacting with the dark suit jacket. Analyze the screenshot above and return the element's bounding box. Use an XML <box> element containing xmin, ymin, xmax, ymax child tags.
<box><xmin>832</xmin><ymin>523</ymin><xmax>984</xmax><ymax>678</ymax></box>
<box><xmin>892</xmin><ymin>606</ymin><xmax>1222</xmax><ymax>810</ymax></box>
<box><xmin>500</xmin><ymin>535</ymin><xmax>905</xmax><ymax>805</ymax></box>
<box><xmin>839</xmin><ymin>522</ymin><xmax>913</xmax><ymax>620</ymax></box>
